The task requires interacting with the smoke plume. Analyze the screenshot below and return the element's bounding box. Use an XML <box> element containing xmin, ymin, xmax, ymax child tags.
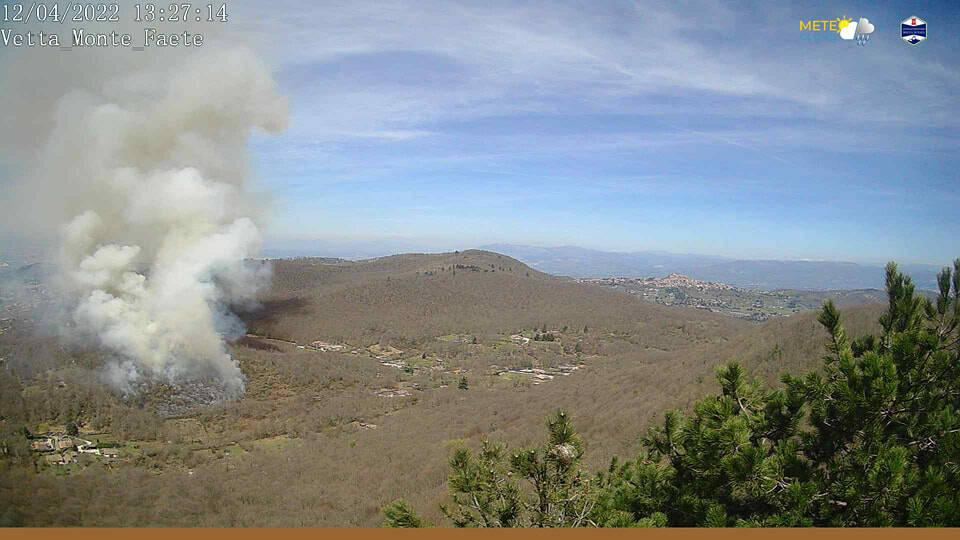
<box><xmin>1</xmin><ymin>21</ymin><xmax>288</xmax><ymax>397</ymax></box>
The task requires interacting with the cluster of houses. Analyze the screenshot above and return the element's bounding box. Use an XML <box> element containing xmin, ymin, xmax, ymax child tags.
<box><xmin>30</xmin><ymin>434</ymin><xmax>119</xmax><ymax>466</ymax></box>
<box><xmin>578</xmin><ymin>274</ymin><xmax>736</xmax><ymax>292</ymax></box>
<box><xmin>298</xmin><ymin>341</ymin><xmax>348</xmax><ymax>352</ymax></box>
<box><xmin>374</xmin><ymin>380</ymin><xmax>430</xmax><ymax>398</ymax></box>
<box><xmin>0</xmin><ymin>283</ymin><xmax>50</xmax><ymax>325</ymax></box>
<box><xmin>495</xmin><ymin>364</ymin><xmax>584</xmax><ymax>385</ymax></box>
<box><xmin>310</xmin><ymin>340</ymin><xmax>346</xmax><ymax>352</ymax></box>
<box><xmin>379</xmin><ymin>356</ymin><xmax>449</xmax><ymax>375</ymax></box>
<box><xmin>374</xmin><ymin>387</ymin><xmax>413</xmax><ymax>398</ymax></box>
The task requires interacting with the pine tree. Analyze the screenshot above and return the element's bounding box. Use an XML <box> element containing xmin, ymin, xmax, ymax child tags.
<box><xmin>383</xmin><ymin>499</ymin><xmax>425</xmax><ymax>527</ymax></box>
<box><xmin>790</xmin><ymin>260</ymin><xmax>960</xmax><ymax>526</ymax></box>
<box><xmin>438</xmin><ymin>410</ymin><xmax>598</xmax><ymax>527</ymax></box>
<box><xmin>599</xmin><ymin>260</ymin><xmax>960</xmax><ymax>526</ymax></box>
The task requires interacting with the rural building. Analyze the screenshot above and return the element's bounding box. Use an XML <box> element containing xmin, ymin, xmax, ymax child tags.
<box><xmin>77</xmin><ymin>444</ymin><xmax>100</xmax><ymax>456</ymax></box>
<box><xmin>31</xmin><ymin>439</ymin><xmax>54</xmax><ymax>452</ymax></box>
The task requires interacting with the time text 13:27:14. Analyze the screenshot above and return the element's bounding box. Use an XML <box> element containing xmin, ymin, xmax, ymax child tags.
<box><xmin>134</xmin><ymin>3</ymin><xmax>228</xmax><ymax>23</ymax></box>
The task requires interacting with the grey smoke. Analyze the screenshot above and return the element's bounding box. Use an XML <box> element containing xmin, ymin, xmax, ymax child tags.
<box><xmin>0</xmin><ymin>14</ymin><xmax>288</xmax><ymax>397</ymax></box>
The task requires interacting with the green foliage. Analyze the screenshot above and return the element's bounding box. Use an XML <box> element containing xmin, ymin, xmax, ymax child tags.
<box><xmin>0</xmin><ymin>424</ymin><xmax>31</xmax><ymax>463</ymax></box>
<box><xmin>439</xmin><ymin>410</ymin><xmax>598</xmax><ymax>527</ymax></box>
<box><xmin>458</xmin><ymin>376</ymin><xmax>469</xmax><ymax>391</ymax></box>
<box><xmin>383</xmin><ymin>499</ymin><xmax>425</xmax><ymax>527</ymax></box>
<box><xmin>599</xmin><ymin>260</ymin><xmax>960</xmax><ymax>527</ymax></box>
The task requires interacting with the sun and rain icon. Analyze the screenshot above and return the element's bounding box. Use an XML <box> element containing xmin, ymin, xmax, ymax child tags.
<box><xmin>837</xmin><ymin>15</ymin><xmax>875</xmax><ymax>45</ymax></box>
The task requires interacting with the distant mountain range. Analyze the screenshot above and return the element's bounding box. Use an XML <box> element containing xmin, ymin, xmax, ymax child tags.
<box><xmin>479</xmin><ymin>244</ymin><xmax>944</xmax><ymax>291</ymax></box>
<box><xmin>261</xmin><ymin>238</ymin><xmax>447</xmax><ymax>261</ymax></box>
<box><xmin>252</xmin><ymin>238</ymin><xmax>946</xmax><ymax>291</ymax></box>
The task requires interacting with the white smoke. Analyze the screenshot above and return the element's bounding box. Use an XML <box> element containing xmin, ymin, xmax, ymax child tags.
<box><xmin>1</xmin><ymin>22</ymin><xmax>288</xmax><ymax>397</ymax></box>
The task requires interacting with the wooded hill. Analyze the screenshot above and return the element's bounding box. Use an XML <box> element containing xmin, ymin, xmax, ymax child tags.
<box><xmin>0</xmin><ymin>249</ymin><xmax>891</xmax><ymax>526</ymax></box>
<box><xmin>242</xmin><ymin>250</ymin><xmax>748</xmax><ymax>351</ymax></box>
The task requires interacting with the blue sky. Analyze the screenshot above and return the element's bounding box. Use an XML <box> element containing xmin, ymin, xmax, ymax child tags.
<box><xmin>231</xmin><ymin>0</ymin><xmax>959</xmax><ymax>264</ymax></box>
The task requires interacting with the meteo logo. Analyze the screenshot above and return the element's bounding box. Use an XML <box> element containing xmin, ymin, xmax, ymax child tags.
<box><xmin>801</xmin><ymin>15</ymin><xmax>874</xmax><ymax>45</ymax></box>
<box><xmin>800</xmin><ymin>18</ymin><xmax>843</xmax><ymax>32</ymax></box>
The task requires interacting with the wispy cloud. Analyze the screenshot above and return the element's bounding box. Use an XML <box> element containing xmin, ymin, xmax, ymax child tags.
<box><xmin>234</xmin><ymin>1</ymin><xmax>958</xmax><ymax>136</ymax></box>
<box><xmin>222</xmin><ymin>0</ymin><xmax>958</xmax><ymax>263</ymax></box>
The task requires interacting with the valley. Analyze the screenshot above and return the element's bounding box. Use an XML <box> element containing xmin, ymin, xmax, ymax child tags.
<box><xmin>0</xmin><ymin>250</ymin><xmax>889</xmax><ymax>525</ymax></box>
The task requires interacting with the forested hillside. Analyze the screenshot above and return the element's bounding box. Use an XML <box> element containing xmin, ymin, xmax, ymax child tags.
<box><xmin>0</xmin><ymin>250</ymin><xmax>914</xmax><ymax>526</ymax></box>
<box><xmin>386</xmin><ymin>261</ymin><xmax>960</xmax><ymax>527</ymax></box>
<box><xmin>242</xmin><ymin>250</ymin><xmax>748</xmax><ymax>350</ymax></box>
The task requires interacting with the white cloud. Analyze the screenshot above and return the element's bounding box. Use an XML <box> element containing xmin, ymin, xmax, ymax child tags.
<box><xmin>226</xmin><ymin>1</ymin><xmax>958</xmax><ymax>144</ymax></box>
<box><xmin>202</xmin><ymin>0</ymin><xmax>960</xmax><ymax>190</ymax></box>
<box><xmin>840</xmin><ymin>21</ymin><xmax>857</xmax><ymax>40</ymax></box>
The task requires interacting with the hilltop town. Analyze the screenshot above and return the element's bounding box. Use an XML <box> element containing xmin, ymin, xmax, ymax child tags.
<box><xmin>578</xmin><ymin>273</ymin><xmax>736</xmax><ymax>291</ymax></box>
<box><xmin>577</xmin><ymin>273</ymin><xmax>887</xmax><ymax>321</ymax></box>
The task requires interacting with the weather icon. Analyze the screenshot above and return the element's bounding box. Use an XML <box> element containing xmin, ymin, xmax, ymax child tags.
<box><xmin>855</xmin><ymin>18</ymin><xmax>875</xmax><ymax>45</ymax></box>
<box><xmin>837</xmin><ymin>16</ymin><xmax>874</xmax><ymax>45</ymax></box>
<box><xmin>838</xmin><ymin>16</ymin><xmax>857</xmax><ymax>40</ymax></box>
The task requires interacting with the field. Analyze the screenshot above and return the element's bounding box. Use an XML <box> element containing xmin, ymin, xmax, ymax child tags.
<box><xmin>0</xmin><ymin>250</ymin><xmax>885</xmax><ymax>526</ymax></box>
